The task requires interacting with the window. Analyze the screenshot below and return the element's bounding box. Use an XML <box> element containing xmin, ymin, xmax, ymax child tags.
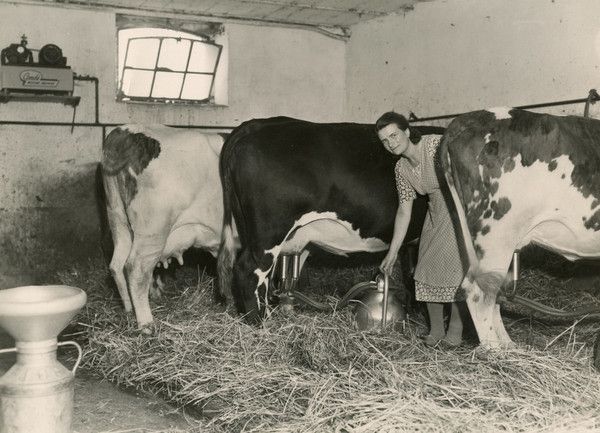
<box><xmin>116</xmin><ymin>15</ymin><xmax>227</xmax><ymax>105</ymax></box>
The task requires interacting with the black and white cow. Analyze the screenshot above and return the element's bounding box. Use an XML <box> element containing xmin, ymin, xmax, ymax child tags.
<box><xmin>217</xmin><ymin>116</ymin><xmax>445</xmax><ymax>321</ymax></box>
<box><xmin>440</xmin><ymin>107</ymin><xmax>600</xmax><ymax>348</ymax></box>
<box><xmin>102</xmin><ymin>125</ymin><xmax>238</xmax><ymax>330</ymax></box>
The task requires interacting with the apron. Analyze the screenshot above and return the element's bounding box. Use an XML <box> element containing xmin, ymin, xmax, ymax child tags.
<box><xmin>395</xmin><ymin>135</ymin><xmax>466</xmax><ymax>302</ymax></box>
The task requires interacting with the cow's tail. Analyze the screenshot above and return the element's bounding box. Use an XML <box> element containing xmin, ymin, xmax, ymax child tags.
<box><xmin>101</xmin><ymin>127</ymin><xmax>133</xmax><ymax>234</ymax></box>
<box><xmin>100</xmin><ymin>129</ymin><xmax>135</xmax><ymax>309</ymax></box>
<box><xmin>217</xmin><ymin>133</ymin><xmax>241</xmax><ymax>308</ymax></box>
<box><xmin>101</xmin><ymin>172</ymin><xmax>131</xmax><ymax>249</ymax></box>
<box><xmin>438</xmin><ymin>127</ymin><xmax>480</xmax><ymax>279</ymax></box>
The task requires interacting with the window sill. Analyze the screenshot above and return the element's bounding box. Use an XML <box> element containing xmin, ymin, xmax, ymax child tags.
<box><xmin>116</xmin><ymin>97</ymin><xmax>228</xmax><ymax>108</ymax></box>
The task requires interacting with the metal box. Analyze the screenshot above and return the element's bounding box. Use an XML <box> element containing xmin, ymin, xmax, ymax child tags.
<box><xmin>0</xmin><ymin>65</ymin><xmax>73</xmax><ymax>94</ymax></box>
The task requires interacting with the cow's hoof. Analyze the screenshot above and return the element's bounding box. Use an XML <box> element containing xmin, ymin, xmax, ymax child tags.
<box><xmin>149</xmin><ymin>290</ymin><xmax>162</xmax><ymax>301</ymax></box>
<box><xmin>149</xmin><ymin>284</ymin><xmax>164</xmax><ymax>300</ymax></box>
<box><xmin>243</xmin><ymin>311</ymin><xmax>262</xmax><ymax>326</ymax></box>
<box><xmin>224</xmin><ymin>304</ymin><xmax>237</xmax><ymax>316</ymax></box>
<box><xmin>473</xmin><ymin>340</ymin><xmax>517</xmax><ymax>358</ymax></box>
<box><xmin>138</xmin><ymin>323</ymin><xmax>155</xmax><ymax>335</ymax></box>
<box><xmin>440</xmin><ymin>336</ymin><xmax>464</xmax><ymax>349</ymax></box>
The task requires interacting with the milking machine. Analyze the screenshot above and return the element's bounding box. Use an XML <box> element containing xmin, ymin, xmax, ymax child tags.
<box><xmin>496</xmin><ymin>251</ymin><xmax>600</xmax><ymax>370</ymax></box>
<box><xmin>276</xmin><ymin>247</ymin><xmax>600</xmax><ymax>351</ymax></box>
<box><xmin>273</xmin><ymin>253</ymin><xmax>408</xmax><ymax>330</ymax></box>
<box><xmin>276</xmin><ymin>254</ymin><xmax>300</xmax><ymax>312</ymax></box>
<box><xmin>0</xmin><ymin>285</ymin><xmax>86</xmax><ymax>433</ymax></box>
<box><xmin>499</xmin><ymin>251</ymin><xmax>600</xmax><ymax>319</ymax></box>
<box><xmin>0</xmin><ymin>36</ymin><xmax>77</xmax><ymax>103</ymax></box>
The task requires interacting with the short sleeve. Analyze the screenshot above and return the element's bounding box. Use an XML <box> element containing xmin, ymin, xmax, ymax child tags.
<box><xmin>425</xmin><ymin>135</ymin><xmax>442</xmax><ymax>166</ymax></box>
<box><xmin>395</xmin><ymin>162</ymin><xmax>417</xmax><ymax>204</ymax></box>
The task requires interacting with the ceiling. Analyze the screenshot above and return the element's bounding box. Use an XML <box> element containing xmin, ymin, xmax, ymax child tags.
<box><xmin>33</xmin><ymin>0</ymin><xmax>427</xmax><ymax>29</ymax></box>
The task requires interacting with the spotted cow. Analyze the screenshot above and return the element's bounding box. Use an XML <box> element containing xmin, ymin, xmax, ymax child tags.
<box><xmin>217</xmin><ymin>116</ymin><xmax>445</xmax><ymax>322</ymax></box>
<box><xmin>102</xmin><ymin>125</ymin><xmax>238</xmax><ymax>329</ymax></box>
<box><xmin>440</xmin><ymin>107</ymin><xmax>600</xmax><ymax>348</ymax></box>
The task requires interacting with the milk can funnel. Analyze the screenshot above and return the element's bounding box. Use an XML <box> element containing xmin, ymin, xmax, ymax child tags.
<box><xmin>0</xmin><ymin>285</ymin><xmax>87</xmax><ymax>433</ymax></box>
<box><xmin>0</xmin><ymin>285</ymin><xmax>86</xmax><ymax>342</ymax></box>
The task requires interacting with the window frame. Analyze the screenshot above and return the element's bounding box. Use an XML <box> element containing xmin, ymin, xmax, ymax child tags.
<box><xmin>115</xmin><ymin>14</ymin><xmax>226</xmax><ymax>106</ymax></box>
<box><xmin>118</xmin><ymin>35</ymin><xmax>222</xmax><ymax>104</ymax></box>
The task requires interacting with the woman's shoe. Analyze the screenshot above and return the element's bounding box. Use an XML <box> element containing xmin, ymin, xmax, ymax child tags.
<box><xmin>441</xmin><ymin>334</ymin><xmax>463</xmax><ymax>348</ymax></box>
<box><xmin>421</xmin><ymin>334</ymin><xmax>444</xmax><ymax>347</ymax></box>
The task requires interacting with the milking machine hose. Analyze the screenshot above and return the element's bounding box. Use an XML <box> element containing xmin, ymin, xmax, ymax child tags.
<box><xmin>294</xmin><ymin>285</ymin><xmax>600</xmax><ymax>321</ymax></box>
<box><xmin>292</xmin><ymin>281</ymin><xmax>378</xmax><ymax>312</ymax></box>
<box><xmin>499</xmin><ymin>294</ymin><xmax>600</xmax><ymax>320</ymax></box>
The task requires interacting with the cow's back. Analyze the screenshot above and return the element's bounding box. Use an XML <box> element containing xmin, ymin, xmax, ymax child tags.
<box><xmin>442</xmin><ymin>108</ymin><xmax>600</xmax><ymax>261</ymax></box>
<box><xmin>103</xmin><ymin>124</ymin><xmax>226</xmax><ymax>257</ymax></box>
<box><xmin>221</xmin><ymin>117</ymin><xmax>422</xmax><ymax>246</ymax></box>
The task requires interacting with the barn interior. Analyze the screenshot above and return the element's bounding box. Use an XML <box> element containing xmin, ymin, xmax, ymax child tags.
<box><xmin>1</xmin><ymin>0</ymin><xmax>600</xmax><ymax>432</ymax></box>
<box><xmin>2</xmin><ymin>0</ymin><xmax>599</xmax><ymax>284</ymax></box>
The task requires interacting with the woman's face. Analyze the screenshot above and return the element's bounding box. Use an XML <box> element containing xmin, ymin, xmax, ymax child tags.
<box><xmin>378</xmin><ymin>123</ymin><xmax>410</xmax><ymax>156</ymax></box>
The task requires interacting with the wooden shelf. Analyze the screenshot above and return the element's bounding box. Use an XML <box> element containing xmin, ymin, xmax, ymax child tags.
<box><xmin>0</xmin><ymin>91</ymin><xmax>80</xmax><ymax>107</ymax></box>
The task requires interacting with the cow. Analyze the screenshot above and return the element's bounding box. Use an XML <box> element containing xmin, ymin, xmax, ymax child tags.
<box><xmin>217</xmin><ymin>116</ymin><xmax>445</xmax><ymax>322</ymax></box>
<box><xmin>102</xmin><ymin>124</ymin><xmax>238</xmax><ymax>330</ymax></box>
<box><xmin>440</xmin><ymin>107</ymin><xmax>600</xmax><ymax>348</ymax></box>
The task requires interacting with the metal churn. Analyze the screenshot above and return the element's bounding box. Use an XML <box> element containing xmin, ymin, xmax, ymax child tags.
<box><xmin>0</xmin><ymin>285</ymin><xmax>87</xmax><ymax>433</ymax></box>
<box><xmin>353</xmin><ymin>273</ymin><xmax>406</xmax><ymax>330</ymax></box>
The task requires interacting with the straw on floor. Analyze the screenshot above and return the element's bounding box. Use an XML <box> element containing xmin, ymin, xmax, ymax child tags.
<box><xmin>61</xmin><ymin>248</ymin><xmax>600</xmax><ymax>433</ymax></box>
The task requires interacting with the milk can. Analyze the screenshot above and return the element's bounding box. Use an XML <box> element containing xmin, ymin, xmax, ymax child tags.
<box><xmin>353</xmin><ymin>274</ymin><xmax>406</xmax><ymax>330</ymax></box>
<box><xmin>0</xmin><ymin>285</ymin><xmax>86</xmax><ymax>433</ymax></box>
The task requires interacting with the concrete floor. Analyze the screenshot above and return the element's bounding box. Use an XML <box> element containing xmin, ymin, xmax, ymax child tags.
<box><xmin>0</xmin><ymin>329</ymin><xmax>195</xmax><ymax>432</ymax></box>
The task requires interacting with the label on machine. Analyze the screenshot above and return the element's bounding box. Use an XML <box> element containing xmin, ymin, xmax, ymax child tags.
<box><xmin>0</xmin><ymin>65</ymin><xmax>74</xmax><ymax>93</ymax></box>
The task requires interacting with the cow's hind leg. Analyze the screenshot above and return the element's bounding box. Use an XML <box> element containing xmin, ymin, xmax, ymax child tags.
<box><xmin>233</xmin><ymin>249</ymin><xmax>261</xmax><ymax>323</ymax></box>
<box><xmin>463</xmin><ymin>269</ymin><xmax>513</xmax><ymax>349</ymax></box>
<box><xmin>218</xmin><ymin>223</ymin><xmax>238</xmax><ymax>313</ymax></box>
<box><xmin>150</xmin><ymin>271</ymin><xmax>166</xmax><ymax>299</ymax></box>
<box><xmin>108</xmin><ymin>223</ymin><xmax>133</xmax><ymax>312</ymax></box>
<box><xmin>126</xmin><ymin>239</ymin><xmax>163</xmax><ymax>331</ymax></box>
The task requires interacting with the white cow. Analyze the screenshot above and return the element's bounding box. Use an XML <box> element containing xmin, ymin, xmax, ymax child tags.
<box><xmin>441</xmin><ymin>108</ymin><xmax>600</xmax><ymax>348</ymax></box>
<box><xmin>102</xmin><ymin>125</ymin><xmax>238</xmax><ymax>330</ymax></box>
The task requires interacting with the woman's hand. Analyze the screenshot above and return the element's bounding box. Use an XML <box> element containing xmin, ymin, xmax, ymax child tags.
<box><xmin>379</xmin><ymin>251</ymin><xmax>397</xmax><ymax>276</ymax></box>
<box><xmin>380</xmin><ymin>194</ymin><xmax>413</xmax><ymax>277</ymax></box>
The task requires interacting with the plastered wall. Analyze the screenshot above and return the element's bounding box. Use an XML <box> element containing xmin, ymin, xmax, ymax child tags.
<box><xmin>345</xmin><ymin>0</ymin><xmax>600</xmax><ymax>124</ymax></box>
<box><xmin>0</xmin><ymin>2</ymin><xmax>346</xmax><ymax>285</ymax></box>
<box><xmin>3</xmin><ymin>0</ymin><xmax>600</xmax><ymax>285</ymax></box>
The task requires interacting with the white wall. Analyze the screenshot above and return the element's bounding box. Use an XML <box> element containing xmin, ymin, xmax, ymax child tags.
<box><xmin>0</xmin><ymin>3</ymin><xmax>346</xmax><ymax>125</ymax></box>
<box><xmin>0</xmin><ymin>2</ymin><xmax>346</xmax><ymax>284</ymax></box>
<box><xmin>345</xmin><ymin>0</ymin><xmax>600</xmax><ymax>124</ymax></box>
<box><xmin>5</xmin><ymin>0</ymin><xmax>600</xmax><ymax>284</ymax></box>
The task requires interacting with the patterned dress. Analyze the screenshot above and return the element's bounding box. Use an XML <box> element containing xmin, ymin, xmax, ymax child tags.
<box><xmin>395</xmin><ymin>135</ymin><xmax>466</xmax><ymax>302</ymax></box>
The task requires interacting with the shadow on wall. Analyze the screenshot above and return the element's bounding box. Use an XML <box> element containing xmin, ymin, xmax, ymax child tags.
<box><xmin>0</xmin><ymin>163</ymin><xmax>108</xmax><ymax>288</ymax></box>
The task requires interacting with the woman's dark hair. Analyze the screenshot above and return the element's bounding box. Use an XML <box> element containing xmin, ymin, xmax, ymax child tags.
<box><xmin>375</xmin><ymin>111</ymin><xmax>421</xmax><ymax>144</ymax></box>
<box><xmin>375</xmin><ymin>111</ymin><xmax>408</xmax><ymax>132</ymax></box>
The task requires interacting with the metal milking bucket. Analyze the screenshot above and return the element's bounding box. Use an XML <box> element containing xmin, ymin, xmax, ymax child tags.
<box><xmin>272</xmin><ymin>254</ymin><xmax>407</xmax><ymax>330</ymax></box>
<box><xmin>352</xmin><ymin>273</ymin><xmax>406</xmax><ymax>330</ymax></box>
<box><xmin>0</xmin><ymin>285</ymin><xmax>86</xmax><ymax>433</ymax></box>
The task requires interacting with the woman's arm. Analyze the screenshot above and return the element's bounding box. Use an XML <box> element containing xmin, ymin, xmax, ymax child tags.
<box><xmin>380</xmin><ymin>199</ymin><xmax>414</xmax><ymax>275</ymax></box>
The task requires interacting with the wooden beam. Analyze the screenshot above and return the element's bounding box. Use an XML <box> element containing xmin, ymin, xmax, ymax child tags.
<box><xmin>5</xmin><ymin>0</ymin><xmax>351</xmax><ymax>40</ymax></box>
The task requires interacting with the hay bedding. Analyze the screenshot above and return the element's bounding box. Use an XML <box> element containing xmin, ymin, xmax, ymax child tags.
<box><xmin>60</xmin><ymin>250</ymin><xmax>600</xmax><ymax>433</ymax></box>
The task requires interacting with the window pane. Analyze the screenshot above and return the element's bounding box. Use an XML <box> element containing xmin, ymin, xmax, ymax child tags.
<box><xmin>157</xmin><ymin>38</ymin><xmax>191</xmax><ymax>72</ymax></box>
<box><xmin>181</xmin><ymin>73</ymin><xmax>212</xmax><ymax>100</ymax></box>
<box><xmin>151</xmin><ymin>71</ymin><xmax>184</xmax><ymax>98</ymax></box>
<box><xmin>121</xmin><ymin>69</ymin><xmax>154</xmax><ymax>97</ymax></box>
<box><xmin>126</xmin><ymin>39</ymin><xmax>159</xmax><ymax>69</ymax></box>
<box><xmin>188</xmin><ymin>42</ymin><xmax>220</xmax><ymax>73</ymax></box>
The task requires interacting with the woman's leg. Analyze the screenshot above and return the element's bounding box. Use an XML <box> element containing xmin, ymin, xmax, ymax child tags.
<box><xmin>425</xmin><ymin>302</ymin><xmax>445</xmax><ymax>344</ymax></box>
<box><xmin>444</xmin><ymin>302</ymin><xmax>464</xmax><ymax>346</ymax></box>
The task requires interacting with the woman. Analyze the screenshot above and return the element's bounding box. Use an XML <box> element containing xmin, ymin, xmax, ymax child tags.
<box><xmin>376</xmin><ymin>111</ymin><xmax>466</xmax><ymax>347</ymax></box>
